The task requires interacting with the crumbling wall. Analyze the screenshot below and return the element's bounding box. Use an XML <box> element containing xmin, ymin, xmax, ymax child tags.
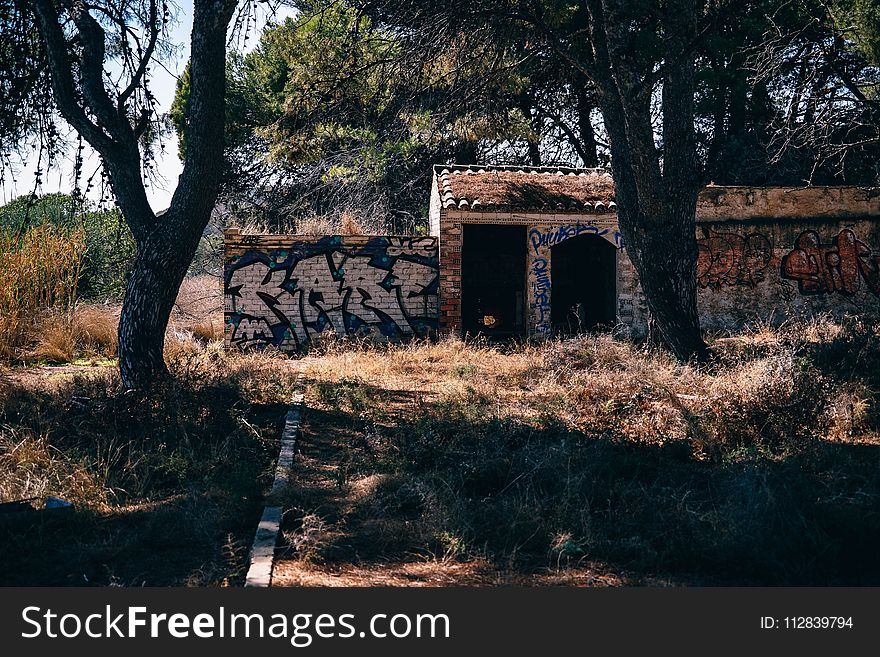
<box><xmin>619</xmin><ymin>217</ymin><xmax>880</xmax><ymax>336</ymax></box>
<box><xmin>224</xmin><ymin>231</ymin><xmax>439</xmax><ymax>350</ymax></box>
<box><xmin>694</xmin><ymin>218</ymin><xmax>880</xmax><ymax>330</ymax></box>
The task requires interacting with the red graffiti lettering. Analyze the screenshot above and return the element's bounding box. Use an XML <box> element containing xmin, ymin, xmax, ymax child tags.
<box><xmin>697</xmin><ymin>231</ymin><xmax>773</xmax><ymax>289</ymax></box>
<box><xmin>781</xmin><ymin>229</ymin><xmax>880</xmax><ymax>297</ymax></box>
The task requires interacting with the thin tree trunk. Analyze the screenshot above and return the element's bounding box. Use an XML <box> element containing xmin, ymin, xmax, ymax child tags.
<box><xmin>455</xmin><ymin>141</ymin><xmax>478</xmax><ymax>164</ymax></box>
<box><xmin>576</xmin><ymin>88</ymin><xmax>600</xmax><ymax>167</ymax></box>
<box><xmin>519</xmin><ymin>97</ymin><xmax>543</xmax><ymax>166</ymax></box>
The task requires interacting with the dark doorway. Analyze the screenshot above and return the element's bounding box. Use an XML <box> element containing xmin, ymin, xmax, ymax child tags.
<box><xmin>461</xmin><ymin>225</ymin><xmax>527</xmax><ymax>337</ymax></box>
<box><xmin>551</xmin><ymin>235</ymin><xmax>617</xmax><ymax>333</ymax></box>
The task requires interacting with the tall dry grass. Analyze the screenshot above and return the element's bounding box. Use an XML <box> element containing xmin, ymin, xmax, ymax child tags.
<box><xmin>287</xmin><ymin>317</ymin><xmax>880</xmax><ymax>583</ymax></box>
<box><xmin>28</xmin><ymin>304</ymin><xmax>120</xmax><ymax>362</ymax></box>
<box><xmin>0</xmin><ymin>225</ymin><xmax>85</xmax><ymax>360</ymax></box>
<box><xmin>0</xmin><ymin>266</ymin><xmax>223</xmax><ymax>364</ymax></box>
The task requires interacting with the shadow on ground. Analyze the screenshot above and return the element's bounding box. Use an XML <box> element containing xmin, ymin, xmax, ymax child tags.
<box><xmin>272</xmin><ymin>378</ymin><xmax>880</xmax><ymax>587</ymax></box>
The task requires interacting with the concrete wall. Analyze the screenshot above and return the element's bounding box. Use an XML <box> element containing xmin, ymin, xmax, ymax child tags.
<box><xmin>430</xmin><ymin>186</ymin><xmax>880</xmax><ymax>337</ymax></box>
<box><xmin>225</xmin><ymin>186</ymin><xmax>879</xmax><ymax>350</ymax></box>
<box><xmin>224</xmin><ymin>231</ymin><xmax>439</xmax><ymax>351</ymax></box>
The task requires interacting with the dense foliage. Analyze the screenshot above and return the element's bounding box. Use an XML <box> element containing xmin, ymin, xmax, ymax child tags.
<box><xmin>0</xmin><ymin>194</ymin><xmax>136</xmax><ymax>300</ymax></box>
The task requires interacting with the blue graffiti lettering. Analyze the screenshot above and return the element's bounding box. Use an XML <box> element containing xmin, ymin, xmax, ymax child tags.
<box><xmin>529</xmin><ymin>223</ymin><xmax>611</xmax><ymax>254</ymax></box>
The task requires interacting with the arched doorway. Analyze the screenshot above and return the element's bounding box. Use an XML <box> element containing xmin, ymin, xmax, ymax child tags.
<box><xmin>550</xmin><ymin>234</ymin><xmax>617</xmax><ymax>334</ymax></box>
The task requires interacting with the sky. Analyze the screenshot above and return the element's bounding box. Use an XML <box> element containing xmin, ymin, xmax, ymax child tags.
<box><xmin>1</xmin><ymin>1</ymin><xmax>296</xmax><ymax>212</ymax></box>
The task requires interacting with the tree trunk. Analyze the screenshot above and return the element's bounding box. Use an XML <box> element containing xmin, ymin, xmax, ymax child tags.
<box><xmin>584</xmin><ymin>0</ymin><xmax>711</xmax><ymax>363</ymax></box>
<box><xmin>621</xmin><ymin>204</ymin><xmax>711</xmax><ymax>362</ymax></box>
<box><xmin>31</xmin><ymin>0</ymin><xmax>235</xmax><ymax>390</ymax></box>
<box><xmin>575</xmin><ymin>87</ymin><xmax>600</xmax><ymax>168</ymax></box>
<box><xmin>117</xmin><ymin>221</ymin><xmax>205</xmax><ymax>387</ymax></box>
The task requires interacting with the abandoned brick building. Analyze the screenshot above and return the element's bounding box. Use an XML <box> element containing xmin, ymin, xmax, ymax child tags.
<box><xmin>224</xmin><ymin>164</ymin><xmax>880</xmax><ymax>350</ymax></box>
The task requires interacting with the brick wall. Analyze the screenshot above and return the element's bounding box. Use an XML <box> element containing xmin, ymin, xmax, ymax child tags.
<box><xmin>227</xmin><ymin>186</ymin><xmax>879</xmax><ymax>349</ymax></box>
<box><xmin>224</xmin><ymin>231</ymin><xmax>439</xmax><ymax>351</ymax></box>
<box><xmin>437</xmin><ymin>220</ymin><xmax>462</xmax><ymax>332</ymax></box>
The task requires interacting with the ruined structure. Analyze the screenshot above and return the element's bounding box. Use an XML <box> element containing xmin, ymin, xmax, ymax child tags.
<box><xmin>224</xmin><ymin>234</ymin><xmax>438</xmax><ymax>351</ymax></box>
<box><xmin>430</xmin><ymin>165</ymin><xmax>880</xmax><ymax>337</ymax></box>
<box><xmin>224</xmin><ymin>165</ymin><xmax>880</xmax><ymax>350</ymax></box>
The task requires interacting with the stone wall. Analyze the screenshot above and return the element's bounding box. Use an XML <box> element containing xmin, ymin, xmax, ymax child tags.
<box><xmin>224</xmin><ymin>231</ymin><xmax>439</xmax><ymax>351</ymax></box>
<box><xmin>695</xmin><ymin>218</ymin><xmax>880</xmax><ymax>331</ymax></box>
<box><xmin>616</xmin><ymin>218</ymin><xmax>880</xmax><ymax>336</ymax></box>
<box><xmin>225</xmin><ymin>186</ymin><xmax>880</xmax><ymax>351</ymax></box>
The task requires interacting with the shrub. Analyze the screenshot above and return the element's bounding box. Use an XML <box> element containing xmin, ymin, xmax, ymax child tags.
<box><xmin>0</xmin><ymin>224</ymin><xmax>84</xmax><ymax>360</ymax></box>
<box><xmin>0</xmin><ymin>193</ymin><xmax>136</xmax><ymax>301</ymax></box>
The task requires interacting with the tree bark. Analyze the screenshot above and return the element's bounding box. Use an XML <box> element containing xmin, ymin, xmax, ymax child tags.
<box><xmin>583</xmin><ymin>0</ymin><xmax>711</xmax><ymax>363</ymax></box>
<box><xmin>117</xmin><ymin>1</ymin><xmax>234</xmax><ymax>387</ymax></box>
<box><xmin>31</xmin><ymin>0</ymin><xmax>237</xmax><ymax>388</ymax></box>
<box><xmin>117</xmin><ymin>219</ymin><xmax>206</xmax><ymax>387</ymax></box>
<box><xmin>575</xmin><ymin>87</ymin><xmax>600</xmax><ymax>168</ymax></box>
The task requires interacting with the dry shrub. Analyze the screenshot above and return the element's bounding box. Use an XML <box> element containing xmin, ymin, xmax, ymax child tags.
<box><xmin>295</xmin><ymin>215</ymin><xmax>340</xmax><ymax>236</ymax></box>
<box><xmin>171</xmin><ymin>275</ymin><xmax>223</xmax><ymax>342</ymax></box>
<box><xmin>0</xmin><ymin>225</ymin><xmax>85</xmax><ymax>360</ymax></box>
<box><xmin>0</xmin><ymin>427</ymin><xmax>105</xmax><ymax>508</ymax></box>
<box><xmin>28</xmin><ymin>316</ymin><xmax>78</xmax><ymax>363</ymax></box>
<box><xmin>338</xmin><ymin>211</ymin><xmax>366</xmax><ymax>235</ymax></box>
<box><xmin>694</xmin><ymin>353</ymin><xmax>830</xmax><ymax>456</ymax></box>
<box><xmin>27</xmin><ymin>304</ymin><xmax>119</xmax><ymax>362</ymax></box>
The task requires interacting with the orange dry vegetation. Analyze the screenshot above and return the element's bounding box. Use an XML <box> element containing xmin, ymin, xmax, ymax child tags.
<box><xmin>446</xmin><ymin>170</ymin><xmax>615</xmax><ymax>207</ymax></box>
<box><xmin>270</xmin><ymin>318</ymin><xmax>880</xmax><ymax>586</ymax></box>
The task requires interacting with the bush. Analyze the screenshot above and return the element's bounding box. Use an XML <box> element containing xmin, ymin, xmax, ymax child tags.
<box><xmin>0</xmin><ymin>193</ymin><xmax>136</xmax><ymax>300</ymax></box>
<box><xmin>0</xmin><ymin>224</ymin><xmax>84</xmax><ymax>360</ymax></box>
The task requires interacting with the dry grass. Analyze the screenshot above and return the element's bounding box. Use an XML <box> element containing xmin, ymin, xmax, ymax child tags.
<box><xmin>240</xmin><ymin>209</ymin><xmax>383</xmax><ymax>236</ymax></box>
<box><xmin>28</xmin><ymin>304</ymin><xmax>120</xmax><ymax>363</ymax></box>
<box><xmin>0</xmin><ymin>225</ymin><xmax>85</xmax><ymax>360</ymax></box>
<box><xmin>3</xmin><ymin>274</ymin><xmax>223</xmax><ymax>365</ymax></box>
<box><xmin>0</xmin><ymin>345</ymin><xmax>301</xmax><ymax>585</ymax></box>
<box><xmin>3</xmin><ymin>310</ymin><xmax>879</xmax><ymax>586</ymax></box>
<box><xmin>271</xmin><ymin>316</ymin><xmax>880</xmax><ymax>586</ymax></box>
<box><xmin>171</xmin><ymin>274</ymin><xmax>224</xmax><ymax>342</ymax></box>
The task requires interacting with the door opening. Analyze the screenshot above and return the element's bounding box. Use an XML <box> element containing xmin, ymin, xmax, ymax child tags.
<box><xmin>461</xmin><ymin>225</ymin><xmax>527</xmax><ymax>337</ymax></box>
<box><xmin>550</xmin><ymin>234</ymin><xmax>617</xmax><ymax>334</ymax></box>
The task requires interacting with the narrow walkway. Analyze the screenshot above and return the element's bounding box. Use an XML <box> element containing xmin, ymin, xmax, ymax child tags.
<box><xmin>244</xmin><ymin>384</ymin><xmax>303</xmax><ymax>587</ymax></box>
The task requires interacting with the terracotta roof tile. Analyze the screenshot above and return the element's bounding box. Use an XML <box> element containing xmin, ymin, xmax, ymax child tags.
<box><xmin>435</xmin><ymin>164</ymin><xmax>616</xmax><ymax>212</ymax></box>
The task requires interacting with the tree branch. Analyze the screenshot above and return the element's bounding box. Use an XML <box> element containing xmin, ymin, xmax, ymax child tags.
<box><xmin>30</xmin><ymin>0</ymin><xmax>114</xmax><ymax>152</ymax></box>
<box><xmin>117</xmin><ymin>0</ymin><xmax>159</xmax><ymax>110</ymax></box>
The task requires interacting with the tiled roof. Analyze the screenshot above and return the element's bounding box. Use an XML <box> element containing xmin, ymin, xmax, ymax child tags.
<box><xmin>435</xmin><ymin>164</ymin><xmax>617</xmax><ymax>212</ymax></box>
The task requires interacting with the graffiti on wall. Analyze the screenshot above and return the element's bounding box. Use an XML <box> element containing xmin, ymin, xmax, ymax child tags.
<box><xmin>527</xmin><ymin>223</ymin><xmax>624</xmax><ymax>335</ymax></box>
<box><xmin>531</xmin><ymin>256</ymin><xmax>551</xmax><ymax>335</ymax></box>
<box><xmin>225</xmin><ymin>236</ymin><xmax>439</xmax><ymax>349</ymax></box>
<box><xmin>781</xmin><ymin>229</ymin><xmax>880</xmax><ymax>297</ymax></box>
<box><xmin>696</xmin><ymin>231</ymin><xmax>773</xmax><ymax>289</ymax></box>
<box><xmin>528</xmin><ymin>222</ymin><xmax>622</xmax><ymax>254</ymax></box>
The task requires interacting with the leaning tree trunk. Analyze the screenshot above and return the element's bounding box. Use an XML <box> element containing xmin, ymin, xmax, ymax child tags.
<box><xmin>117</xmin><ymin>219</ymin><xmax>207</xmax><ymax>388</ymax></box>
<box><xmin>30</xmin><ymin>0</ymin><xmax>235</xmax><ymax>390</ymax></box>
